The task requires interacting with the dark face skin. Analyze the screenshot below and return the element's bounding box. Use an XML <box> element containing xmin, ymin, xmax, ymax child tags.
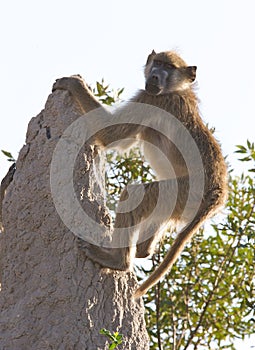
<box><xmin>145</xmin><ymin>59</ymin><xmax>174</xmax><ymax>95</ymax></box>
<box><xmin>145</xmin><ymin>52</ymin><xmax>197</xmax><ymax>96</ymax></box>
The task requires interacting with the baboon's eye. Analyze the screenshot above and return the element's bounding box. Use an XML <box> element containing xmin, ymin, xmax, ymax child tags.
<box><xmin>154</xmin><ymin>60</ymin><xmax>162</xmax><ymax>67</ymax></box>
<box><xmin>165</xmin><ymin>63</ymin><xmax>175</xmax><ymax>69</ymax></box>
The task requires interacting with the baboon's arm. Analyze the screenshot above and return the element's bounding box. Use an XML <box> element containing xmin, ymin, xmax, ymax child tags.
<box><xmin>52</xmin><ymin>75</ymin><xmax>101</xmax><ymax>113</ymax></box>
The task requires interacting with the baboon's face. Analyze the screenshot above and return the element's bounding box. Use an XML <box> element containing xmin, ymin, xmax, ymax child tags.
<box><xmin>144</xmin><ymin>51</ymin><xmax>197</xmax><ymax>95</ymax></box>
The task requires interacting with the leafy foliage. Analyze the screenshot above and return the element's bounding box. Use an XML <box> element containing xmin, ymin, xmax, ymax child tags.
<box><xmin>236</xmin><ymin>140</ymin><xmax>255</xmax><ymax>172</ymax></box>
<box><xmin>1</xmin><ymin>150</ymin><xmax>15</xmax><ymax>163</ymax></box>
<box><xmin>103</xmin><ymin>95</ymin><xmax>255</xmax><ymax>349</ymax></box>
<box><xmin>141</xmin><ymin>144</ymin><xmax>254</xmax><ymax>349</ymax></box>
<box><xmin>140</xmin><ymin>155</ymin><xmax>255</xmax><ymax>349</ymax></box>
<box><xmin>99</xmin><ymin>328</ymin><xmax>123</xmax><ymax>349</ymax></box>
<box><xmin>96</xmin><ymin>82</ymin><xmax>254</xmax><ymax>349</ymax></box>
<box><xmin>93</xmin><ymin>79</ymin><xmax>124</xmax><ymax>106</ymax></box>
<box><xmin>106</xmin><ymin>149</ymin><xmax>155</xmax><ymax>215</ymax></box>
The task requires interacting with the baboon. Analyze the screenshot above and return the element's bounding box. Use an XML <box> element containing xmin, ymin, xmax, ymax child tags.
<box><xmin>53</xmin><ymin>50</ymin><xmax>228</xmax><ymax>298</ymax></box>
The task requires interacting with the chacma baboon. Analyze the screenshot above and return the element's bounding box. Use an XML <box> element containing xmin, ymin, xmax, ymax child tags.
<box><xmin>53</xmin><ymin>50</ymin><xmax>228</xmax><ymax>298</ymax></box>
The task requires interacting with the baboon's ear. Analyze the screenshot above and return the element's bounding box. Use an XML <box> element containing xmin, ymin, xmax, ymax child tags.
<box><xmin>146</xmin><ymin>50</ymin><xmax>157</xmax><ymax>65</ymax></box>
<box><xmin>186</xmin><ymin>66</ymin><xmax>197</xmax><ymax>82</ymax></box>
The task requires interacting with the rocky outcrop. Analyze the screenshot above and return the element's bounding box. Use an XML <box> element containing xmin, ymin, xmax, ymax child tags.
<box><xmin>0</xmin><ymin>79</ymin><xmax>149</xmax><ymax>350</ymax></box>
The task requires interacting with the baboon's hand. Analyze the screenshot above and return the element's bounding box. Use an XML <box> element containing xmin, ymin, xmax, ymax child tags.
<box><xmin>52</xmin><ymin>75</ymin><xmax>100</xmax><ymax>112</ymax></box>
<box><xmin>52</xmin><ymin>75</ymin><xmax>83</xmax><ymax>92</ymax></box>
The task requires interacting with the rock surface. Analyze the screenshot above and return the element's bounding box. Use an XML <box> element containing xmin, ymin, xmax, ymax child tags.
<box><xmin>0</xmin><ymin>81</ymin><xmax>149</xmax><ymax>349</ymax></box>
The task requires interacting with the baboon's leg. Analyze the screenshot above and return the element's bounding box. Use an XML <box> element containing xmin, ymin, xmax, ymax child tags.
<box><xmin>78</xmin><ymin>182</ymin><xmax>151</xmax><ymax>270</ymax></box>
<box><xmin>77</xmin><ymin>186</ymin><xmax>139</xmax><ymax>271</ymax></box>
<box><xmin>115</xmin><ymin>182</ymin><xmax>162</xmax><ymax>259</ymax></box>
<box><xmin>135</xmin><ymin>222</ymin><xmax>168</xmax><ymax>258</ymax></box>
<box><xmin>135</xmin><ymin>176</ymin><xmax>191</xmax><ymax>258</ymax></box>
<box><xmin>136</xmin><ymin>235</ymin><xmax>159</xmax><ymax>258</ymax></box>
<box><xmin>78</xmin><ymin>238</ymin><xmax>132</xmax><ymax>271</ymax></box>
<box><xmin>80</xmin><ymin>177</ymin><xmax>190</xmax><ymax>270</ymax></box>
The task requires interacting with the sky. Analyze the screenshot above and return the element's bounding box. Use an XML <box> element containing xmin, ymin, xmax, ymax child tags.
<box><xmin>0</xmin><ymin>0</ymin><xmax>254</xmax><ymax>348</ymax></box>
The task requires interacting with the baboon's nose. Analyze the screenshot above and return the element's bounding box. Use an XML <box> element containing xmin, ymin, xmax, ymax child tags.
<box><xmin>151</xmin><ymin>74</ymin><xmax>159</xmax><ymax>83</ymax></box>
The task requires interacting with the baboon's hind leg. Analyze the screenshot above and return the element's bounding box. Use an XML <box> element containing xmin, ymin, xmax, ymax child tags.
<box><xmin>77</xmin><ymin>238</ymin><xmax>133</xmax><ymax>271</ymax></box>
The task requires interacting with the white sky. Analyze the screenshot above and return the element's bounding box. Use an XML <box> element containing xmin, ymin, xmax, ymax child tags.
<box><xmin>0</xmin><ymin>1</ymin><xmax>254</xmax><ymax>348</ymax></box>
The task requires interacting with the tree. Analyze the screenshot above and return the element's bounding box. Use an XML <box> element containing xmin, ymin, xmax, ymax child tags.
<box><xmin>0</xmin><ymin>78</ymin><xmax>149</xmax><ymax>349</ymax></box>
<box><xmin>107</xmin><ymin>140</ymin><xmax>255</xmax><ymax>349</ymax></box>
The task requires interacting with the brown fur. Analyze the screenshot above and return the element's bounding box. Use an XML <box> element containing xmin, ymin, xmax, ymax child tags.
<box><xmin>53</xmin><ymin>51</ymin><xmax>228</xmax><ymax>298</ymax></box>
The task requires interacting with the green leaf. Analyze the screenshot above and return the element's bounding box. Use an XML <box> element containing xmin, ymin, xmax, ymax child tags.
<box><xmin>1</xmin><ymin>150</ymin><xmax>16</xmax><ymax>162</ymax></box>
<box><xmin>117</xmin><ymin>88</ymin><xmax>124</xmax><ymax>97</ymax></box>
<box><xmin>99</xmin><ymin>328</ymin><xmax>123</xmax><ymax>349</ymax></box>
<box><xmin>96</xmin><ymin>81</ymin><xmax>103</xmax><ymax>95</ymax></box>
<box><xmin>236</xmin><ymin>144</ymin><xmax>247</xmax><ymax>152</ymax></box>
<box><xmin>1</xmin><ymin>150</ymin><xmax>13</xmax><ymax>158</ymax></box>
